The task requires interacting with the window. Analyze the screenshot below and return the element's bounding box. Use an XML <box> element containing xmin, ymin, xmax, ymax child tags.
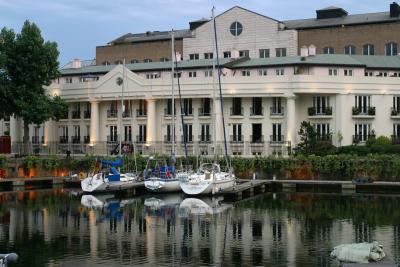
<box><xmin>173</xmin><ymin>72</ymin><xmax>182</xmax><ymax>78</ymax></box>
<box><xmin>60</xmin><ymin>126</ymin><xmax>68</xmax><ymax>143</ymax></box>
<box><xmin>232</xmin><ymin>124</ymin><xmax>242</xmax><ymax>142</ymax></box>
<box><xmin>200</xmin><ymin>124</ymin><xmax>211</xmax><ymax>142</ymax></box>
<box><xmin>72</xmin><ymin>103</ymin><xmax>80</xmax><ymax>119</ymax></box>
<box><xmin>344</xmin><ymin>45</ymin><xmax>356</xmax><ymax>55</ymax></box>
<box><xmin>124</xmin><ymin>125</ymin><xmax>132</xmax><ymax>142</ymax></box>
<box><xmin>65</xmin><ymin>77</ymin><xmax>73</xmax><ymax>84</ymax></box>
<box><xmin>189</xmin><ymin>53</ymin><xmax>199</xmax><ymax>60</ymax></box>
<box><xmin>385</xmin><ymin>42</ymin><xmax>398</xmax><ymax>56</ymax></box>
<box><xmin>394</xmin><ymin>124</ymin><xmax>400</xmax><ymax>138</ymax></box>
<box><xmin>251</xmin><ymin>124</ymin><xmax>263</xmax><ymax>143</ymax></box>
<box><xmin>138</xmin><ymin>125</ymin><xmax>146</xmax><ymax>143</ymax></box>
<box><xmin>183</xmin><ymin>124</ymin><xmax>193</xmax><ymax>143</ymax></box>
<box><xmin>276</xmin><ymin>48</ymin><xmax>286</xmax><ymax>57</ymax></box>
<box><xmin>354</xmin><ymin>124</ymin><xmax>372</xmax><ymax>142</ymax></box>
<box><xmin>166</xmin><ymin>99</ymin><xmax>175</xmax><ymax>116</ymax></box>
<box><xmin>200</xmin><ymin>98</ymin><xmax>211</xmax><ymax>116</ymax></box>
<box><xmin>223</xmin><ymin>51</ymin><xmax>231</xmax><ymax>58</ymax></box>
<box><xmin>131</xmin><ymin>59</ymin><xmax>139</xmax><ymax>64</ymax></box>
<box><xmin>115</xmin><ymin>60</ymin><xmax>123</xmax><ymax>65</ymax></box>
<box><xmin>365</xmin><ymin>71</ymin><xmax>373</xmax><ymax>77</ymax></box>
<box><xmin>109</xmin><ymin>125</ymin><xmax>118</xmax><ymax>142</ymax></box>
<box><xmin>146</xmin><ymin>73</ymin><xmax>160</xmax><ymax>79</ymax></box>
<box><xmin>259</xmin><ymin>49</ymin><xmax>270</xmax><ymax>58</ymax></box>
<box><xmin>165</xmin><ymin>124</ymin><xmax>175</xmax><ymax>142</ymax></box>
<box><xmin>231</xmin><ymin>98</ymin><xmax>242</xmax><ymax>116</ymax></box>
<box><xmin>137</xmin><ymin>99</ymin><xmax>147</xmax><ymax>116</ymax></box>
<box><xmin>160</xmin><ymin>57</ymin><xmax>169</xmax><ymax>62</ymax></box>
<box><xmin>205</xmin><ymin>70</ymin><xmax>213</xmax><ymax>77</ymax></box>
<box><xmin>363</xmin><ymin>44</ymin><xmax>375</xmax><ymax>55</ymax></box>
<box><xmin>344</xmin><ymin>69</ymin><xmax>353</xmax><ymax>76</ymax></box>
<box><xmin>312</xmin><ymin>96</ymin><xmax>330</xmax><ymax>114</ymax></box>
<box><xmin>271</xmin><ymin>97</ymin><xmax>282</xmax><ymax>115</ymax></box>
<box><xmin>314</xmin><ymin>123</ymin><xmax>330</xmax><ymax>139</ymax></box>
<box><xmin>241</xmin><ymin>70</ymin><xmax>250</xmax><ymax>77</ymax></box>
<box><xmin>183</xmin><ymin>98</ymin><xmax>193</xmax><ymax>116</ymax></box>
<box><xmin>251</xmin><ymin>97</ymin><xmax>263</xmax><ymax>116</ymax></box>
<box><xmin>258</xmin><ymin>69</ymin><xmax>267</xmax><ymax>76</ymax></box>
<box><xmin>188</xmin><ymin>71</ymin><xmax>197</xmax><ymax>78</ymax></box>
<box><xmin>230</xmin><ymin>21</ymin><xmax>243</xmax><ymax>36</ymax></box>
<box><xmin>276</xmin><ymin>69</ymin><xmax>284</xmax><ymax>76</ymax></box>
<box><xmin>272</xmin><ymin>124</ymin><xmax>282</xmax><ymax>142</ymax></box>
<box><xmin>144</xmin><ymin>58</ymin><xmax>152</xmax><ymax>63</ymax></box>
<box><xmin>102</xmin><ymin>61</ymin><xmax>110</xmax><ymax>66</ymax></box>
<box><xmin>329</xmin><ymin>69</ymin><xmax>338</xmax><ymax>76</ymax></box>
<box><xmin>239</xmin><ymin>50</ymin><xmax>249</xmax><ymax>58</ymax></box>
<box><xmin>80</xmin><ymin>76</ymin><xmax>99</xmax><ymax>82</ymax></box>
<box><xmin>204</xmin><ymin>52</ymin><xmax>213</xmax><ymax>59</ymax></box>
<box><xmin>72</xmin><ymin>125</ymin><xmax>80</xmax><ymax>143</ymax></box>
<box><xmin>393</xmin><ymin>96</ymin><xmax>400</xmax><ymax>113</ymax></box>
<box><xmin>323</xmin><ymin>47</ymin><xmax>334</xmax><ymax>54</ymax></box>
<box><xmin>355</xmin><ymin>95</ymin><xmax>371</xmax><ymax>114</ymax></box>
<box><xmin>84</xmin><ymin>125</ymin><xmax>90</xmax><ymax>143</ymax></box>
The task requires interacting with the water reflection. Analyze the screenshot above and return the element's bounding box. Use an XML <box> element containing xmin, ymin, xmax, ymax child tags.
<box><xmin>0</xmin><ymin>190</ymin><xmax>399</xmax><ymax>266</ymax></box>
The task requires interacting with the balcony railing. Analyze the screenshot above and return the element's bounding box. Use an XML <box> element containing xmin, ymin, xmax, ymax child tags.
<box><xmin>352</xmin><ymin>107</ymin><xmax>375</xmax><ymax>116</ymax></box>
<box><xmin>107</xmin><ymin>135</ymin><xmax>119</xmax><ymax>143</ymax></box>
<box><xmin>181</xmin><ymin>135</ymin><xmax>193</xmax><ymax>143</ymax></box>
<box><xmin>164</xmin><ymin>108</ymin><xmax>176</xmax><ymax>116</ymax></box>
<box><xmin>107</xmin><ymin>110</ymin><xmax>118</xmax><ymax>118</ymax></box>
<box><xmin>198</xmin><ymin>108</ymin><xmax>211</xmax><ymax>117</ymax></box>
<box><xmin>183</xmin><ymin>109</ymin><xmax>193</xmax><ymax>116</ymax></box>
<box><xmin>59</xmin><ymin>136</ymin><xmax>68</xmax><ymax>144</ymax></box>
<box><xmin>198</xmin><ymin>134</ymin><xmax>212</xmax><ymax>143</ymax></box>
<box><xmin>122</xmin><ymin>109</ymin><xmax>132</xmax><ymax>118</ymax></box>
<box><xmin>31</xmin><ymin>136</ymin><xmax>44</xmax><ymax>144</ymax></box>
<box><xmin>391</xmin><ymin>135</ymin><xmax>400</xmax><ymax>144</ymax></box>
<box><xmin>250</xmin><ymin>135</ymin><xmax>264</xmax><ymax>143</ymax></box>
<box><xmin>230</xmin><ymin>107</ymin><xmax>243</xmax><ymax>116</ymax></box>
<box><xmin>230</xmin><ymin>135</ymin><xmax>244</xmax><ymax>143</ymax></box>
<box><xmin>136</xmin><ymin>136</ymin><xmax>146</xmax><ymax>144</ymax></box>
<box><xmin>308</xmin><ymin>106</ymin><xmax>332</xmax><ymax>116</ymax></box>
<box><xmin>83</xmin><ymin>110</ymin><xmax>91</xmax><ymax>119</ymax></box>
<box><xmin>391</xmin><ymin>108</ymin><xmax>400</xmax><ymax>116</ymax></box>
<box><xmin>270</xmin><ymin>106</ymin><xmax>284</xmax><ymax>116</ymax></box>
<box><xmin>71</xmin><ymin>111</ymin><xmax>81</xmax><ymax>119</ymax></box>
<box><xmin>352</xmin><ymin>134</ymin><xmax>375</xmax><ymax>143</ymax></box>
<box><xmin>270</xmin><ymin>135</ymin><xmax>284</xmax><ymax>144</ymax></box>
<box><xmin>136</xmin><ymin>109</ymin><xmax>147</xmax><ymax>117</ymax></box>
<box><xmin>83</xmin><ymin>136</ymin><xmax>90</xmax><ymax>144</ymax></box>
<box><xmin>316</xmin><ymin>134</ymin><xmax>332</xmax><ymax>142</ymax></box>
<box><xmin>250</xmin><ymin>107</ymin><xmax>264</xmax><ymax>116</ymax></box>
<box><xmin>164</xmin><ymin>135</ymin><xmax>173</xmax><ymax>143</ymax></box>
<box><xmin>71</xmin><ymin>136</ymin><xmax>81</xmax><ymax>144</ymax></box>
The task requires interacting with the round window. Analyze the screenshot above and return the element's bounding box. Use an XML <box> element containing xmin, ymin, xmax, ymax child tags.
<box><xmin>230</xmin><ymin>21</ymin><xmax>243</xmax><ymax>36</ymax></box>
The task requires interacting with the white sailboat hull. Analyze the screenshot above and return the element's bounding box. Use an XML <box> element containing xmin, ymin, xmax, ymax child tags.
<box><xmin>81</xmin><ymin>173</ymin><xmax>138</xmax><ymax>193</ymax></box>
<box><xmin>144</xmin><ymin>178</ymin><xmax>181</xmax><ymax>193</ymax></box>
<box><xmin>180</xmin><ymin>173</ymin><xmax>235</xmax><ymax>195</ymax></box>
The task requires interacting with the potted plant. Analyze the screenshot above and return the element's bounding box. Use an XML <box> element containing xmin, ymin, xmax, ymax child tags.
<box><xmin>368</xmin><ymin>106</ymin><xmax>376</xmax><ymax>116</ymax></box>
<box><xmin>325</xmin><ymin>106</ymin><xmax>332</xmax><ymax>115</ymax></box>
<box><xmin>352</xmin><ymin>107</ymin><xmax>360</xmax><ymax>115</ymax></box>
<box><xmin>23</xmin><ymin>156</ymin><xmax>40</xmax><ymax>178</ymax></box>
<box><xmin>0</xmin><ymin>155</ymin><xmax>7</xmax><ymax>178</ymax></box>
<box><xmin>308</xmin><ymin>107</ymin><xmax>316</xmax><ymax>116</ymax></box>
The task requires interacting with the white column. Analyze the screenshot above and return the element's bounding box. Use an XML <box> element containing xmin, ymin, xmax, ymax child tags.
<box><xmin>44</xmin><ymin>120</ymin><xmax>56</xmax><ymax>144</ymax></box>
<box><xmin>90</xmin><ymin>101</ymin><xmax>100</xmax><ymax>144</ymax></box>
<box><xmin>146</xmin><ymin>99</ymin><xmax>157</xmax><ymax>145</ymax></box>
<box><xmin>10</xmin><ymin>116</ymin><xmax>22</xmax><ymax>143</ymax></box>
<box><xmin>286</xmin><ymin>96</ymin><xmax>296</xmax><ymax>147</ymax></box>
<box><xmin>335</xmin><ymin>94</ymin><xmax>346</xmax><ymax>146</ymax></box>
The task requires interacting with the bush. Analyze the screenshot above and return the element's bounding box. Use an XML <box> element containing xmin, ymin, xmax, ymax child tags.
<box><xmin>0</xmin><ymin>155</ymin><xmax>7</xmax><ymax>169</ymax></box>
<box><xmin>41</xmin><ymin>155</ymin><xmax>62</xmax><ymax>170</ymax></box>
<box><xmin>23</xmin><ymin>156</ymin><xmax>40</xmax><ymax>169</ymax></box>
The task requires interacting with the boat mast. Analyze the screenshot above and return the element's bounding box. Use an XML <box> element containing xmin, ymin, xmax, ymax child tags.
<box><xmin>171</xmin><ymin>31</ymin><xmax>176</xmax><ymax>161</ymax></box>
<box><xmin>211</xmin><ymin>7</ymin><xmax>217</xmax><ymax>157</ymax></box>
<box><xmin>212</xmin><ymin>7</ymin><xmax>230</xmax><ymax>167</ymax></box>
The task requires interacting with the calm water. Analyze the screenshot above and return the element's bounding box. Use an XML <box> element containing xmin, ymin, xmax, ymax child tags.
<box><xmin>0</xmin><ymin>190</ymin><xmax>399</xmax><ymax>267</ymax></box>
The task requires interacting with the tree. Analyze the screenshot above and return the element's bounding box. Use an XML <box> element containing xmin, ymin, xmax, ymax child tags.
<box><xmin>0</xmin><ymin>21</ymin><xmax>67</xmax><ymax>153</ymax></box>
<box><xmin>296</xmin><ymin>121</ymin><xmax>318</xmax><ymax>155</ymax></box>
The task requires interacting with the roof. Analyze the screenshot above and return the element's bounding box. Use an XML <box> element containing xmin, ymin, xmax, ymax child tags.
<box><xmin>284</xmin><ymin>11</ymin><xmax>400</xmax><ymax>30</ymax></box>
<box><xmin>108</xmin><ymin>29</ymin><xmax>192</xmax><ymax>44</ymax></box>
<box><xmin>60</xmin><ymin>55</ymin><xmax>400</xmax><ymax>76</ymax></box>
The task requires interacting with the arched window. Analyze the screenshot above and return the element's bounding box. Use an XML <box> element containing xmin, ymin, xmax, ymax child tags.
<box><xmin>102</xmin><ymin>61</ymin><xmax>110</xmax><ymax>66</ymax></box>
<box><xmin>131</xmin><ymin>59</ymin><xmax>139</xmax><ymax>64</ymax></box>
<box><xmin>115</xmin><ymin>60</ymin><xmax>123</xmax><ymax>65</ymax></box>
<box><xmin>160</xmin><ymin>57</ymin><xmax>169</xmax><ymax>62</ymax></box>
<box><xmin>144</xmin><ymin>58</ymin><xmax>152</xmax><ymax>63</ymax></box>
<box><xmin>323</xmin><ymin>47</ymin><xmax>334</xmax><ymax>54</ymax></box>
<box><xmin>386</xmin><ymin>42</ymin><xmax>398</xmax><ymax>56</ymax></box>
<box><xmin>230</xmin><ymin>21</ymin><xmax>243</xmax><ymax>36</ymax></box>
<box><xmin>363</xmin><ymin>44</ymin><xmax>375</xmax><ymax>55</ymax></box>
<box><xmin>344</xmin><ymin>45</ymin><xmax>356</xmax><ymax>55</ymax></box>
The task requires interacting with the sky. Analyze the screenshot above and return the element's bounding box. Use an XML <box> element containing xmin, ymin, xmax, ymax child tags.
<box><xmin>0</xmin><ymin>0</ymin><xmax>395</xmax><ymax>66</ymax></box>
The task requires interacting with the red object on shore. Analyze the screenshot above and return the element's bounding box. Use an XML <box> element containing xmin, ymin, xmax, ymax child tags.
<box><xmin>0</xmin><ymin>136</ymin><xmax>11</xmax><ymax>154</ymax></box>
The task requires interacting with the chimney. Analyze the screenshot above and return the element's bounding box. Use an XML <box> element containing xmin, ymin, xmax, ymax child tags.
<box><xmin>71</xmin><ymin>59</ymin><xmax>81</xmax><ymax>69</ymax></box>
<box><xmin>308</xmin><ymin>45</ymin><xmax>316</xmax><ymax>56</ymax></box>
<box><xmin>390</xmin><ymin>2</ymin><xmax>400</xmax><ymax>17</ymax></box>
<box><xmin>300</xmin><ymin>46</ymin><xmax>309</xmax><ymax>57</ymax></box>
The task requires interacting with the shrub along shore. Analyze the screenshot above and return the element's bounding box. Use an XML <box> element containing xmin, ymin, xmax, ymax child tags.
<box><xmin>1</xmin><ymin>153</ymin><xmax>400</xmax><ymax>181</ymax></box>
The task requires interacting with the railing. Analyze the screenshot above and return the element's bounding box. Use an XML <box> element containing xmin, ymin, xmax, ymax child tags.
<box><xmin>59</xmin><ymin>136</ymin><xmax>68</xmax><ymax>144</ymax></box>
<box><xmin>183</xmin><ymin>109</ymin><xmax>193</xmax><ymax>116</ymax></box>
<box><xmin>316</xmin><ymin>134</ymin><xmax>332</xmax><ymax>142</ymax></box>
<box><xmin>60</xmin><ymin>111</ymin><xmax>69</xmax><ymax>120</ymax></box>
<box><xmin>308</xmin><ymin>106</ymin><xmax>332</xmax><ymax>116</ymax></box>
<box><xmin>230</xmin><ymin>135</ymin><xmax>244</xmax><ymax>143</ymax></box>
<box><xmin>164</xmin><ymin>135</ymin><xmax>173</xmax><ymax>143</ymax></box>
<box><xmin>250</xmin><ymin>107</ymin><xmax>263</xmax><ymax>116</ymax></box>
<box><xmin>181</xmin><ymin>135</ymin><xmax>193</xmax><ymax>143</ymax></box>
<box><xmin>107</xmin><ymin>110</ymin><xmax>118</xmax><ymax>118</ymax></box>
<box><xmin>270</xmin><ymin>135</ymin><xmax>285</xmax><ymax>144</ymax></box>
<box><xmin>198</xmin><ymin>134</ymin><xmax>212</xmax><ymax>143</ymax></box>
<box><xmin>270</xmin><ymin>106</ymin><xmax>284</xmax><ymax>116</ymax></box>
<box><xmin>71</xmin><ymin>136</ymin><xmax>81</xmax><ymax>144</ymax></box>
<box><xmin>353</xmin><ymin>134</ymin><xmax>375</xmax><ymax>143</ymax></box>
<box><xmin>391</xmin><ymin>135</ymin><xmax>400</xmax><ymax>144</ymax></box>
<box><xmin>198</xmin><ymin>108</ymin><xmax>211</xmax><ymax>117</ymax></box>
<box><xmin>107</xmin><ymin>135</ymin><xmax>119</xmax><ymax>143</ymax></box>
<box><xmin>164</xmin><ymin>108</ymin><xmax>176</xmax><ymax>116</ymax></box>
<box><xmin>136</xmin><ymin>109</ymin><xmax>147</xmax><ymax>117</ymax></box>
<box><xmin>83</xmin><ymin>110</ymin><xmax>91</xmax><ymax>119</ymax></box>
<box><xmin>250</xmin><ymin>135</ymin><xmax>264</xmax><ymax>143</ymax></box>
<box><xmin>83</xmin><ymin>136</ymin><xmax>90</xmax><ymax>144</ymax></box>
<box><xmin>230</xmin><ymin>107</ymin><xmax>243</xmax><ymax>116</ymax></box>
<box><xmin>391</xmin><ymin>108</ymin><xmax>400</xmax><ymax>116</ymax></box>
<box><xmin>71</xmin><ymin>111</ymin><xmax>81</xmax><ymax>119</ymax></box>
<box><xmin>352</xmin><ymin>106</ymin><xmax>375</xmax><ymax>116</ymax></box>
<box><xmin>136</xmin><ymin>136</ymin><xmax>146</xmax><ymax>144</ymax></box>
<box><xmin>122</xmin><ymin>110</ymin><xmax>132</xmax><ymax>118</ymax></box>
<box><xmin>31</xmin><ymin>136</ymin><xmax>43</xmax><ymax>144</ymax></box>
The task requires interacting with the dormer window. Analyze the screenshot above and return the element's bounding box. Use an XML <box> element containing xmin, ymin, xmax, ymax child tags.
<box><xmin>323</xmin><ymin>47</ymin><xmax>334</xmax><ymax>54</ymax></box>
<box><xmin>144</xmin><ymin>59</ymin><xmax>152</xmax><ymax>63</ymax></box>
<box><xmin>131</xmin><ymin>59</ymin><xmax>139</xmax><ymax>64</ymax></box>
<box><xmin>344</xmin><ymin>45</ymin><xmax>356</xmax><ymax>55</ymax></box>
<box><xmin>160</xmin><ymin>57</ymin><xmax>169</xmax><ymax>62</ymax></box>
<box><xmin>363</xmin><ymin>44</ymin><xmax>375</xmax><ymax>55</ymax></box>
<box><xmin>115</xmin><ymin>60</ymin><xmax>123</xmax><ymax>65</ymax></box>
<box><xmin>102</xmin><ymin>61</ymin><xmax>110</xmax><ymax>66</ymax></box>
<box><xmin>230</xmin><ymin>21</ymin><xmax>243</xmax><ymax>37</ymax></box>
<box><xmin>386</xmin><ymin>42</ymin><xmax>398</xmax><ymax>56</ymax></box>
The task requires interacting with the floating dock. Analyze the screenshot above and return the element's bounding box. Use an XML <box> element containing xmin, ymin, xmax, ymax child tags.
<box><xmin>0</xmin><ymin>177</ymin><xmax>64</xmax><ymax>190</ymax></box>
<box><xmin>219</xmin><ymin>179</ymin><xmax>269</xmax><ymax>201</ymax></box>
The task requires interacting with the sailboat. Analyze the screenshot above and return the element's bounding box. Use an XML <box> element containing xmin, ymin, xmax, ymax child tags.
<box><xmin>180</xmin><ymin>7</ymin><xmax>235</xmax><ymax>195</ymax></box>
<box><xmin>144</xmin><ymin>31</ymin><xmax>185</xmax><ymax>193</ymax></box>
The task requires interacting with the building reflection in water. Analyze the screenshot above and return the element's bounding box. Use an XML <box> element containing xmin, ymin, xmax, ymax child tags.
<box><xmin>0</xmin><ymin>190</ymin><xmax>399</xmax><ymax>266</ymax></box>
